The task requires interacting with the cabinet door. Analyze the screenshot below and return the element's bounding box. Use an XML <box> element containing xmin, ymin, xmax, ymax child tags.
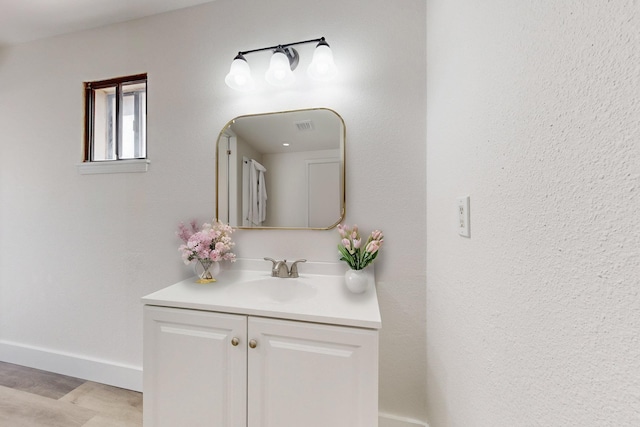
<box><xmin>143</xmin><ymin>306</ymin><xmax>247</xmax><ymax>427</ymax></box>
<box><xmin>247</xmin><ymin>317</ymin><xmax>378</xmax><ymax>427</ymax></box>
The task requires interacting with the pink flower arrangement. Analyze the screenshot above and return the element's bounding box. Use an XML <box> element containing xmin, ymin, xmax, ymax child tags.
<box><xmin>337</xmin><ymin>224</ymin><xmax>384</xmax><ymax>270</ymax></box>
<box><xmin>177</xmin><ymin>219</ymin><xmax>236</xmax><ymax>264</ymax></box>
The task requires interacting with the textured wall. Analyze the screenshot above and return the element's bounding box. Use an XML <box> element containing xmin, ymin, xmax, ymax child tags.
<box><xmin>0</xmin><ymin>0</ymin><xmax>427</xmax><ymax>421</ymax></box>
<box><xmin>427</xmin><ymin>1</ymin><xmax>640</xmax><ymax>425</ymax></box>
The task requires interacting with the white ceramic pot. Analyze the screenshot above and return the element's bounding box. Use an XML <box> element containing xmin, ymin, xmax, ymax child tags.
<box><xmin>344</xmin><ymin>268</ymin><xmax>370</xmax><ymax>293</ymax></box>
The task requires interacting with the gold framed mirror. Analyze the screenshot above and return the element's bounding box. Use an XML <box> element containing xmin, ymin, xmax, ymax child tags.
<box><xmin>216</xmin><ymin>108</ymin><xmax>345</xmax><ymax>229</ymax></box>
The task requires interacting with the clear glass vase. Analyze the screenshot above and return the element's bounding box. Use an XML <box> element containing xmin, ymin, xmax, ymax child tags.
<box><xmin>194</xmin><ymin>259</ymin><xmax>221</xmax><ymax>284</ymax></box>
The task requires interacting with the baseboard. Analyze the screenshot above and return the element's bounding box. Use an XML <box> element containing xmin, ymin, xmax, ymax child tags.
<box><xmin>379</xmin><ymin>412</ymin><xmax>429</xmax><ymax>427</ymax></box>
<box><xmin>0</xmin><ymin>340</ymin><xmax>142</xmax><ymax>392</ymax></box>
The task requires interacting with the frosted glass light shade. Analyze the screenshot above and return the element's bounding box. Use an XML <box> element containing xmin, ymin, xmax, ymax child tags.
<box><xmin>265</xmin><ymin>51</ymin><xmax>295</xmax><ymax>87</ymax></box>
<box><xmin>307</xmin><ymin>44</ymin><xmax>337</xmax><ymax>81</ymax></box>
<box><xmin>225</xmin><ymin>57</ymin><xmax>255</xmax><ymax>91</ymax></box>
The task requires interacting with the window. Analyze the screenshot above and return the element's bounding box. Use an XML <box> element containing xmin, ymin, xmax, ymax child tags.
<box><xmin>84</xmin><ymin>74</ymin><xmax>147</xmax><ymax>162</ymax></box>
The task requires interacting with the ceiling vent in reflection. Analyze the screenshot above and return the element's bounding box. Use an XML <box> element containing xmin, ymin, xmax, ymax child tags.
<box><xmin>295</xmin><ymin>120</ymin><xmax>314</xmax><ymax>131</ymax></box>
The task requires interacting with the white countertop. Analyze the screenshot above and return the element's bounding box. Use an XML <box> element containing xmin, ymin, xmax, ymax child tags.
<box><xmin>141</xmin><ymin>261</ymin><xmax>381</xmax><ymax>330</ymax></box>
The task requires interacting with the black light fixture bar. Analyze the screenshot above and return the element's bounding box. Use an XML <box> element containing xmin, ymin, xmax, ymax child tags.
<box><xmin>236</xmin><ymin>37</ymin><xmax>327</xmax><ymax>57</ymax></box>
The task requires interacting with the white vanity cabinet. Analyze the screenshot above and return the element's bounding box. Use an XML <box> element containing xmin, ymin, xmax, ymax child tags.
<box><xmin>142</xmin><ymin>269</ymin><xmax>381</xmax><ymax>427</ymax></box>
<box><xmin>246</xmin><ymin>315</ymin><xmax>378</xmax><ymax>427</ymax></box>
<box><xmin>143</xmin><ymin>306</ymin><xmax>247</xmax><ymax>427</ymax></box>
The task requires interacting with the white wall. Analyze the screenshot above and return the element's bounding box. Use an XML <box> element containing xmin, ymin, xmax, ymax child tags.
<box><xmin>0</xmin><ymin>0</ymin><xmax>427</xmax><ymax>422</ymax></box>
<box><xmin>427</xmin><ymin>1</ymin><xmax>640</xmax><ymax>426</ymax></box>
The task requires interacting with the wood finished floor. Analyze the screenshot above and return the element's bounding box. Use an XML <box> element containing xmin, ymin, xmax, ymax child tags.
<box><xmin>0</xmin><ymin>361</ymin><xmax>142</xmax><ymax>426</ymax></box>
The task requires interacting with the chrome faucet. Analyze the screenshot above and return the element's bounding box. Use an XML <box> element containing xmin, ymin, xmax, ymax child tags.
<box><xmin>264</xmin><ymin>258</ymin><xmax>307</xmax><ymax>278</ymax></box>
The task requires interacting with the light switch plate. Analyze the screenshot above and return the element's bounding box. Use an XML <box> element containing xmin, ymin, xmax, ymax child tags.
<box><xmin>457</xmin><ymin>196</ymin><xmax>470</xmax><ymax>237</ymax></box>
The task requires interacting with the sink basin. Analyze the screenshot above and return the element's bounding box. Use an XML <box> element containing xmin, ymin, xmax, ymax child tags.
<box><xmin>226</xmin><ymin>277</ymin><xmax>318</xmax><ymax>303</ymax></box>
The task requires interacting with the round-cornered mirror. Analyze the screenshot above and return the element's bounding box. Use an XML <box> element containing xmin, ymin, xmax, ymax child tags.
<box><xmin>216</xmin><ymin>108</ymin><xmax>345</xmax><ymax>229</ymax></box>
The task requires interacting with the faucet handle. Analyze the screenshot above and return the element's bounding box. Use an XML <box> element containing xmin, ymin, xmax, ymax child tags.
<box><xmin>289</xmin><ymin>259</ymin><xmax>307</xmax><ymax>278</ymax></box>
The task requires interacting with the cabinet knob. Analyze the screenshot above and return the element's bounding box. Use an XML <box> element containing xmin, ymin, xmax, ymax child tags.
<box><xmin>231</xmin><ymin>337</ymin><xmax>239</xmax><ymax>346</ymax></box>
<box><xmin>249</xmin><ymin>339</ymin><xmax>257</xmax><ymax>349</ymax></box>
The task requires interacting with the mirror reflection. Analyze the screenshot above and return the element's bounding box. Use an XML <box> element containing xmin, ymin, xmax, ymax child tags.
<box><xmin>216</xmin><ymin>108</ymin><xmax>345</xmax><ymax>229</ymax></box>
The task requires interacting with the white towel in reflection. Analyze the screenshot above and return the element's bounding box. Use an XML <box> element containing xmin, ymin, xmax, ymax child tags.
<box><xmin>248</xmin><ymin>159</ymin><xmax>267</xmax><ymax>225</ymax></box>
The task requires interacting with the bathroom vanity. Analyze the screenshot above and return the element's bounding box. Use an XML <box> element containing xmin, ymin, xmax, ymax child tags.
<box><xmin>141</xmin><ymin>262</ymin><xmax>381</xmax><ymax>427</ymax></box>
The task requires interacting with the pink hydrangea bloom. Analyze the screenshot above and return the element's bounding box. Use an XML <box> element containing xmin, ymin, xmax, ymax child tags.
<box><xmin>177</xmin><ymin>219</ymin><xmax>236</xmax><ymax>265</ymax></box>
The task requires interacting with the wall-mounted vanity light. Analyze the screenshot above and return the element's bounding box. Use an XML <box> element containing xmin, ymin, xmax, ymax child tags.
<box><xmin>225</xmin><ymin>37</ymin><xmax>337</xmax><ymax>92</ymax></box>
